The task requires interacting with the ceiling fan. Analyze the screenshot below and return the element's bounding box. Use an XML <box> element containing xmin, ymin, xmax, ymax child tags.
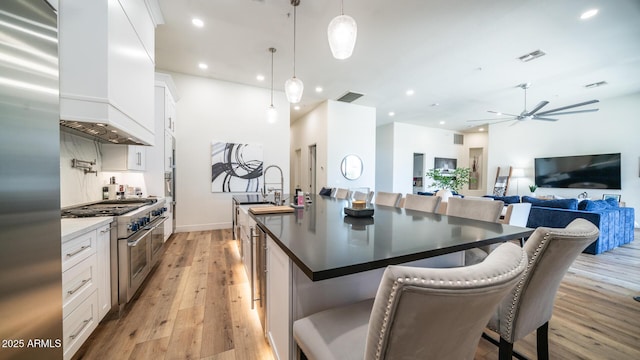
<box><xmin>468</xmin><ymin>83</ymin><xmax>599</xmax><ymax>125</ymax></box>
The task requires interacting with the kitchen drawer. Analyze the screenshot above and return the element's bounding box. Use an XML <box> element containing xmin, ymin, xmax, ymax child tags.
<box><xmin>62</xmin><ymin>253</ymin><xmax>98</xmax><ymax>318</ymax></box>
<box><xmin>63</xmin><ymin>289</ymin><xmax>98</xmax><ymax>360</ymax></box>
<box><xmin>62</xmin><ymin>229</ymin><xmax>97</xmax><ymax>272</ymax></box>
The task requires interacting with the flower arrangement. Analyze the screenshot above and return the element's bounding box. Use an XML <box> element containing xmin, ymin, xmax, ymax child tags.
<box><xmin>425</xmin><ymin>167</ymin><xmax>473</xmax><ymax>193</ymax></box>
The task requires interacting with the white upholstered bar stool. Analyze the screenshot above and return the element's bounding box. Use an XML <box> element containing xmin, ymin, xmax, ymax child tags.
<box><xmin>483</xmin><ymin>219</ymin><xmax>599</xmax><ymax>360</ymax></box>
<box><xmin>403</xmin><ymin>193</ymin><xmax>442</xmax><ymax>213</ymax></box>
<box><xmin>334</xmin><ymin>188</ymin><xmax>349</xmax><ymax>200</ymax></box>
<box><xmin>293</xmin><ymin>242</ymin><xmax>527</xmax><ymax>360</ymax></box>
<box><xmin>373</xmin><ymin>191</ymin><xmax>402</xmax><ymax>207</ymax></box>
<box><xmin>446</xmin><ymin>197</ymin><xmax>505</xmax><ymax>265</ymax></box>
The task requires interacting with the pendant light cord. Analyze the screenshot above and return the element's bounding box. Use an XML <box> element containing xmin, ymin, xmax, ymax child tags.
<box><xmin>270</xmin><ymin>49</ymin><xmax>274</xmax><ymax>106</ymax></box>
<box><xmin>293</xmin><ymin>5</ymin><xmax>297</xmax><ymax>77</ymax></box>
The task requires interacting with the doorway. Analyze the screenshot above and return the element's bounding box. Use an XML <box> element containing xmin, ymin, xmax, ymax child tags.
<box><xmin>308</xmin><ymin>144</ymin><xmax>316</xmax><ymax>195</ymax></box>
<box><xmin>294</xmin><ymin>148</ymin><xmax>301</xmax><ymax>190</ymax></box>
<box><xmin>413</xmin><ymin>153</ymin><xmax>424</xmax><ymax>194</ymax></box>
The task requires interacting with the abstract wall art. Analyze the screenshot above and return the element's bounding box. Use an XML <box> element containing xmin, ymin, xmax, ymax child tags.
<box><xmin>211</xmin><ymin>141</ymin><xmax>263</xmax><ymax>192</ymax></box>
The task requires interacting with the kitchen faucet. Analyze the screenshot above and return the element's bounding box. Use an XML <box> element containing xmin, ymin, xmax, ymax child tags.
<box><xmin>263</xmin><ymin>165</ymin><xmax>284</xmax><ymax>204</ymax></box>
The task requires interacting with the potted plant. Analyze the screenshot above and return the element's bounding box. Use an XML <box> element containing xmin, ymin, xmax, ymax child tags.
<box><xmin>425</xmin><ymin>167</ymin><xmax>473</xmax><ymax>201</ymax></box>
<box><xmin>529</xmin><ymin>184</ymin><xmax>538</xmax><ymax>196</ymax></box>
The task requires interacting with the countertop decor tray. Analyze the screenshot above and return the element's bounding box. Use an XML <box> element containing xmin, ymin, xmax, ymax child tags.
<box><xmin>344</xmin><ymin>207</ymin><xmax>374</xmax><ymax>218</ymax></box>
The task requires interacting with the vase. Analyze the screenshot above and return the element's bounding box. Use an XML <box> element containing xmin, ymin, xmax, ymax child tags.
<box><xmin>436</xmin><ymin>189</ymin><xmax>453</xmax><ymax>202</ymax></box>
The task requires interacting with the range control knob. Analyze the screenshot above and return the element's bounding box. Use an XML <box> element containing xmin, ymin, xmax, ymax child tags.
<box><xmin>131</xmin><ymin>223</ymin><xmax>139</xmax><ymax>232</ymax></box>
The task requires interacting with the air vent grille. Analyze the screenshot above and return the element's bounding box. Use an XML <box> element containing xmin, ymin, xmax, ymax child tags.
<box><xmin>517</xmin><ymin>49</ymin><xmax>546</xmax><ymax>62</ymax></box>
<box><xmin>336</xmin><ymin>91</ymin><xmax>364</xmax><ymax>103</ymax></box>
<box><xmin>453</xmin><ymin>134</ymin><xmax>464</xmax><ymax>145</ymax></box>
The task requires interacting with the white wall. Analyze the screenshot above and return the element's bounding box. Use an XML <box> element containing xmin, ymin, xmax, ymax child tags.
<box><xmin>290</xmin><ymin>101</ymin><xmax>328</xmax><ymax>193</ymax></box>
<box><xmin>290</xmin><ymin>100</ymin><xmax>376</xmax><ymax>194</ymax></box>
<box><xmin>326</xmin><ymin>101</ymin><xmax>376</xmax><ymax>191</ymax></box>
<box><xmin>171</xmin><ymin>72</ymin><xmax>290</xmax><ymax>232</ymax></box>
<box><xmin>488</xmin><ymin>92</ymin><xmax>640</xmax><ymax>224</ymax></box>
<box><xmin>376</xmin><ymin>122</ymin><xmax>467</xmax><ymax>196</ymax></box>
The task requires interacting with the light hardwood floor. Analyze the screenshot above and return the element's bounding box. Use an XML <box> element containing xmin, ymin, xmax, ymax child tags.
<box><xmin>75</xmin><ymin>229</ymin><xmax>640</xmax><ymax>360</ymax></box>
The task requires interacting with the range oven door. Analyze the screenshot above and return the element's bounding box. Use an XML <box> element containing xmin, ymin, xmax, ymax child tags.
<box><xmin>118</xmin><ymin>227</ymin><xmax>152</xmax><ymax>305</ymax></box>
<box><xmin>150</xmin><ymin>217</ymin><xmax>167</xmax><ymax>266</ymax></box>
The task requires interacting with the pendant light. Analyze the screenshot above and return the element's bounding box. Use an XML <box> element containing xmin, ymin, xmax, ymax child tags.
<box><xmin>327</xmin><ymin>0</ymin><xmax>357</xmax><ymax>60</ymax></box>
<box><xmin>267</xmin><ymin>48</ymin><xmax>277</xmax><ymax>123</ymax></box>
<box><xmin>285</xmin><ymin>0</ymin><xmax>303</xmax><ymax>103</ymax></box>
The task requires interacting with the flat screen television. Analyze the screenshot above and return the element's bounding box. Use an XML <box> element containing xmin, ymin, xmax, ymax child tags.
<box><xmin>534</xmin><ymin>153</ymin><xmax>621</xmax><ymax>189</ymax></box>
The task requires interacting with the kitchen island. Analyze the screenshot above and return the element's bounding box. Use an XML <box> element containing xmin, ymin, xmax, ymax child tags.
<box><xmin>247</xmin><ymin>195</ymin><xmax>534</xmax><ymax>360</ymax></box>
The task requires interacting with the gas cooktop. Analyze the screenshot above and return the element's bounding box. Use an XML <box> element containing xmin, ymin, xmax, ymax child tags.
<box><xmin>61</xmin><ymin>199</ymin><xmax>157</xmax><ymax>218</ymax></box>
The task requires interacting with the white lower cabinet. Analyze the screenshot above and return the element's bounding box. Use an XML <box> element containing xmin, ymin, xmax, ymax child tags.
<box><xmin>62</xmin><ymin>221</ymin><xmax>112</xmax><ymax>360</ymax></box>
<box><xmin>63</xmin><ymin>290</ymin><xmax>99</xmax><ymax>360</ymax></box>
<box><xmin>266</xmin><ymin>236</ymin><xmax>292</xmax><ymax>360</ymax></box>
<box><xmin>97</xmin><ymin>224</ymin><xmax>111</xmax><ymax>320</ymax></box>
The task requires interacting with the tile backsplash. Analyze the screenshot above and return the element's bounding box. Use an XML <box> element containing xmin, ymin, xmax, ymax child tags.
<box><xmin>60</xmin><ymin>131</ymin><xmax>148</xmax><ymax>207</ymax></box>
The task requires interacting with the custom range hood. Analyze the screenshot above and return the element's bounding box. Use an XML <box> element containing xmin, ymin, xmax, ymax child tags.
<box><xmin>60</xmin><ymin>120</ymin><xmax>149</xmax><ymax>145</ymax></box>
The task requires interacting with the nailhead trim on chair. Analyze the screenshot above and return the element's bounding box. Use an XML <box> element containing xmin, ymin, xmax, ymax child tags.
<box><xmin>373</xmin><ymin>255</ymin><xmax>527</xmax><ymax>360</ymax></box>
<box><xmin>501</xmin><ymin>231</ymin><xmax>550</xmax><ymax>341</ymax></box>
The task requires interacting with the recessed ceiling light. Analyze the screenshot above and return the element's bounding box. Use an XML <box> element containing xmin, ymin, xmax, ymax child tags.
<box><xmin>256</xmin><ymin>74</ymin><xmax>265</xmax><ymax>81</ymax></box>
<box><xmin>496</xmin><ymin>112</ymin><xmax>503</xmax><ymax>116</ymax></box>
<box><xmin>406</xmin><ymin>89</ymin><xmax>415</xmax><ymax>96</ymax></box>
<box><xmin>294</xmin><ymin>105</ymin><xmax>301</xmax><ymax>111</ymax></box>
<box><xmin>479</xmin><ymin>128</ymin><xmax>485</xmax><ymax>132</ymax></box>
<box><xmin>315</xmin><ymin>86</ymin><xmax>323</xmax><ymax>93</ymax></box>
<box><xmin>198</xmin><ymin>63</ymin><xmax>208</xmax><ymax>70</ymax></box>
<box><xmin>580</xmin><ymin>9</ymin><xmax>598</xmax><ymax>20</ymax></box>
<box><xmin>439</xmin><ymin>121</ymin><xmax>445</xmax><ymax>125</ymax></box>
<box><xmin>388</xmin><ymin>111</ymin><xmax>395</xmax><ymax>117</ymax></box>
<box><xmin>192</xmin><ymin>18</ymin><xmax>204</xmax><ymax>27</ymax></box>
<box><xmin>431</xmin><ymin>103</ymin><xmax>439</xmax><ymax>107</ymax></box>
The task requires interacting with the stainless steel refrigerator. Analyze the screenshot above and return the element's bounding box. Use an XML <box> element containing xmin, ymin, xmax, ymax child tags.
<box><xmin>0</xmin><ymin>1</ymin><xmax>62</xmax><ymax>359</ymax></box>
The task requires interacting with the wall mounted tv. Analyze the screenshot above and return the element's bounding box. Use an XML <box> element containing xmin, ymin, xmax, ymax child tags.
<box><xmin>534</xmin><ymin>153</ymin><xmax>621</xmax><ymax>189</ymax></box>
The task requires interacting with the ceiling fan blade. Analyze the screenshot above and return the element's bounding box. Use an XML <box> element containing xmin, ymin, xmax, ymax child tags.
<box><xmin>537</xmin><ymin>109</ymin><xmax>599</xmax><ymax>116</ymax></box>
<box><xmin>467</xmin><ymin>117</ymin><xmax>514</xmax><ymax>122</ymax></box>
<box><xmin>488</xmin><ymin>110</ymin><xmax>520</xmax><ymax>117</ymax></box>
<box><xmin>532</xmin><ymin>117</ymin><xmax>558</xmax><ymax>121</ymax></box>
<box><xmin>526</xmin><ymin>101</ymin><xmax>549</xmax><ymax>116</ymax></box>
<box><xmin>536</xmin><ymin>99</ymin><xmax>599</xmax><ymax>116</ymax></box>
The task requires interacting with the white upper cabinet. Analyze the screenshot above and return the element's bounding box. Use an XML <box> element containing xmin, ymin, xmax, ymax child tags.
<box><xmin>101</xmin><ymin>144</ymin><xmax>146</xmax><ymax>171</ymax></box>
<box><xmin>155</xmin><ymin>73</ymin><xmax>178</xmax><ymax>136</ymax></box>
<box><xmin>59</xmin><ymin>0</ymin><xmax>161</xmax><ymax>145</ymax></box>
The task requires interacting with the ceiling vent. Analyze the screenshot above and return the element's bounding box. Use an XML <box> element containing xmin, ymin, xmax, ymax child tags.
<box><xmin>336</xmin><ymin>91</ymin><xmax>364</xmax><ymax>103</ymax></box>
<box><xmin>517</xmin><ymin>49</ymin><xmax>546</xmax><ymax>62</ymax></box>
<box><xmin>585</xmin><ymin>81</ymin><xmax>608</xmax><ymax>89</ymax></box>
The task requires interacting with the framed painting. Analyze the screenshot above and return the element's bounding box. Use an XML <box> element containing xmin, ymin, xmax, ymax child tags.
<box><xmin>211</xmin><ymin>141</ymin><xmax>263</xmax><ymax>192</ymax></box>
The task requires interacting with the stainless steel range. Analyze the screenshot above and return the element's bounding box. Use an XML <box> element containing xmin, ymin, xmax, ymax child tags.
<box><xmin>61</xmin><ymin>198</ymin><xmax>168</xmax><ymax>314</ymax></box>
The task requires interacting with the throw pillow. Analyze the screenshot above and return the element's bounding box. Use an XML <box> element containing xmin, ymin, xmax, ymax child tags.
<box><xmin>522</xmin><ymin>196</ymin><xmax>579</xmax><ymax>210</ymax></box>
<box><xmin>580</xmin><ymin>199</ymin><xmax>616</xmax><ymax>211</ymax></box>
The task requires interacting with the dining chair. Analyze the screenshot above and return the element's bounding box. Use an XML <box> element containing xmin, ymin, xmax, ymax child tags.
<box><xmin>403</xmin><ymin>193</ymin><xmax>442</xmax><ymax>213</ymax></box>
<box><xmin>446</xmin><ymin>197</ymin><xmax>505</xmax><ymax>265</ymax></box>
<box><xmin>293</xmin><ymin>242</ymin><xmax>527</xmax><ymax>360</ymax></box>
<box><xmin>446</xmin><ymin>197</ymin><xmax>504</xmax><ymax>222</ymax></box>
<box><xmin>334</xmin><ymin>188</ymin><xmax>349</xmax><ymax>200</ymax></box>
<box><xmin>483</xmin><ymin>218</ymin><xmax>599</xmax><ymax>360</ymax></box>
<box><xmin>373</xmin><ymin>191</ymin><xmax>402</xmax><ymax>207</ymax></box>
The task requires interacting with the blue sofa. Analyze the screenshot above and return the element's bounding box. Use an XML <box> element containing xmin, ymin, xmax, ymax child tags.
<box><xmin>522</xmin><ymin>196</ymin><xmax>635</xmax><ymax>255</ymax></box>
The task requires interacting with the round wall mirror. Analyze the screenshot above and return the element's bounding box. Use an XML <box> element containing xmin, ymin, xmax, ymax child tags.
<box><xmin>341</xmin><ymin>155</ymin><xmax>363</xmax><ymax>180</ymax></box>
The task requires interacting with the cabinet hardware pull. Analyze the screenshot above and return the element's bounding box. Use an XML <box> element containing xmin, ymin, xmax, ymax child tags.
<box><xmin>69</xmin><ymin>317</ymin><xmax>93</xmax><ymax>340</ymax></box>
<box><xmin>66</xmin><ymin>245</ymin><xmax>89</xmax><ymax>257</ymax></box>
<box><xmin>67</xmin><ymin>278</ymin><xmax>90</xmax><ymax>295</ymax></box>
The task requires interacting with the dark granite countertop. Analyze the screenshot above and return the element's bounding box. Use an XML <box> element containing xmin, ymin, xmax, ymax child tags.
<box><xmin>251</xmin><ymin>195</ymin><xmax>534</xmax><ymax>281</ymax></box>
